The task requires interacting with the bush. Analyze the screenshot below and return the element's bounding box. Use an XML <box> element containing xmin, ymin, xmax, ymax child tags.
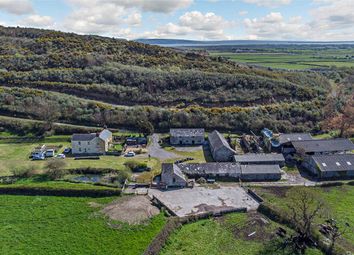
<box><xmin>45</xmin><ymin>158</ymin><xmax>67</xmax><ymax>180</ymax></box>
<box><xmin>10</xmin><ymin>166</ymin><xmax>36</xmax><ymax>178</ymax></box>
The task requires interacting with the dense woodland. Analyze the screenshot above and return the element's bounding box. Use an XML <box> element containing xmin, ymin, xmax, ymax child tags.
<box><xmin>0</xmin><ymin>26</ymin><xmax>351</xmax><ymax>134</ymax></box>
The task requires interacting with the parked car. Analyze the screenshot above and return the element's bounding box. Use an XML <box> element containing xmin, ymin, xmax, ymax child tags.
<box><xmin>63</xmin><ymin>147</ymin><xmax>71</xmax><ymax>154</ymax></box>
<box><xmin>56</xmin><ymin>154</ymin><xmax>66</xmax><ymax>159</ymax></box>
<box><xmin>124</xmin><ymin>151</ymin><xmax>135</xmax><ymax>157</ymax></box>
<box><xmin>45</xmin><ymin>149</ymin><xmax>55</xmax><ymax>157</ymax></box>
<box><xmin>32</xmin><ymin>153</ymin><xmax>45</xmax><ymax>160</ymax></box>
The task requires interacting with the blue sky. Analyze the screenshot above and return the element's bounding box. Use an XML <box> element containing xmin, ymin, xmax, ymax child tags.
<box><xmin>0</xmin><ymin>0</ymin><xmax>353</xmax><ymax>41</ymax></box>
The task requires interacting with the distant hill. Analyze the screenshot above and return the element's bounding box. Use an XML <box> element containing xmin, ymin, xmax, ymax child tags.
<box><xmin>0</xmin><ymin>25</ymin><xmax>332</xmax><ymax>133</ymax></box>
<box><xmin>135</xmin><ymin>38</ymin><xmax>354</xmax><ymax>47</ymax></box>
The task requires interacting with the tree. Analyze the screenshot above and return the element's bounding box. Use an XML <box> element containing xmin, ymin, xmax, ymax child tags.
<box><xmin>46</xmin><ymin>158</ymin><xmax>67</xmax><ymax>180</ymax></box>
<box><xmin>286</xmin><ymin>188</ymin><xmax>326</xmax><ymax>254</ymax></box>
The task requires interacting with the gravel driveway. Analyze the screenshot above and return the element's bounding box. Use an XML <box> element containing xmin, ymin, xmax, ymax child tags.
<box><xmin>147</xmin><ymin>134</ymin><xmax>179</xmax><ymax>160</ymax></box>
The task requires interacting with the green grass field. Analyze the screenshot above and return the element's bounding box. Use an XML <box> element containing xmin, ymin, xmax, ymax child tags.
<box><xmin>0</xmin><ymin>195</ymin><xmax>166</xmax><ymax>255</ymax></box>
<box><xmin>0</xmin><ymin>135</ymin><xmax>159</xmax><ymax>178</ymax></box>
<box><xmin>161</xmin><ymin>212</ymin><xmax>323</xmax><ymax>255</ymax></box>
<box><xmin>210</xmin><ymin>52</ymin><xmax>354</xmax><ymax>70</ymax></box>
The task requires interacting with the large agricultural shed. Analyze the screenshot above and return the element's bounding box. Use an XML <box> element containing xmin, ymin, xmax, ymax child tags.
<box><xmin>234</xmin><ymin>153</ymin><xmax>285</xmax><ymax>166</ymax></box>
<box><xmin>306</xmin><ymin>154</ymin><xmax>354</xmax><ymax>179</ymax></box>
<box><xmin>292</xmin><ymin>138</ymin><xmax>354</xmax><ymax>155</ymax></box>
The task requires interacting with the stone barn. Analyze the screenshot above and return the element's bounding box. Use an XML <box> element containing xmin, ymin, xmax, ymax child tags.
<box><xmin>240</xmin><ymin>164</ymin><xmax>282</xmax><ymax>181</ymax></box>
<box><xmin>158</xmin><ymin>163</ymin><xmax>188</xmax><ymax>189</ymax></box>
<box><xmin>208</xmin><ymin>130</ymin><xmax>236</xmax><ymax>162</ymax></box>
<box><xmin>170</xmin><ymin>128</ymin><xmax>205</xmax><ymax>145</ymax></box>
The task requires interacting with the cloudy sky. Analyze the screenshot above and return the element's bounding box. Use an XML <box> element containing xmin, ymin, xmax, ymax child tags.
<box><xmin>0</xmin><ymin>0</ymin><xmax>353</xmax><ymax>41</ymax></box>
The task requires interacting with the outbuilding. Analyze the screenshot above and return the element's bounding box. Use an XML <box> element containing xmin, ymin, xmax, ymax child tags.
<box><xmin>234</xmin><ymin>153</ymin><xmax>285</xmax><ymax>167</ymax></box>
<box><xmin>305</xmin><ymin>154</ymin><xmax>354</xmax><ymax>179</ymax></box>
<box><xmin>240</xmin><ymin>164</ymin><xmax>282</xmax><ymax>181</ymax></box>
<box><xmin>170</xmin><ymin>128</ymin><xmax>205</xmax><ymax>145</ymax></box>
<box><xmin>208</xmin><ymin>130</ymin><xmax>236</xmax><ymax>162</ymax></box>
<box><xmin>159</xmin><ymin>163</ymin><xmax>188</xmax><ymax>188</ymax></box>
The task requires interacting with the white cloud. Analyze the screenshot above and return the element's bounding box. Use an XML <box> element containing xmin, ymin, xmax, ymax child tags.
<box><xmin>244</xmin><ymin>12</ymin><xmax>309</xmax><ymax>40</ymax></box>
<box><xmin>141</xmin><ymin>11</ymin><xmax>232</xmax><ymax>40</ymax></box>
<box><xmin>19</xmin><ymin>15</ymin><xmax>54</xmax><ymax>28</ymax></box>
<box><xmin>0</xmin><ymin>0</ymin><xmax>33</xmax><ymax>15</ymax></box>
<box><xmin>243</xmin><ymin>0</ymin><xmax>292</xmax><ymax>8</ymax></box>
<box><xmin>239</xmin><ymin>10</ymin><xmax>248</xmax><ymax>16</ymax></box>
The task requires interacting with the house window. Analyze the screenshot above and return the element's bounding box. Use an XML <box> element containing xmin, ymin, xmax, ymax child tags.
<box><xmin>173</xmin><ymin>178</ymin><xmax>176</xmax><ymax>183</ymax></box>
<box><xmin>78</xmin><ymin>141</ymin><xmax>81</xmax><ymax>145</ymax></box>
<box><xmin>79</xmin><ymin>148</ymin><xmax>81</xmax><ymax>152</ymax></box>
<box><xmin>88</xmin><ymin>141</ymin><xmax>90</xmax><ymax>145</ymax></box>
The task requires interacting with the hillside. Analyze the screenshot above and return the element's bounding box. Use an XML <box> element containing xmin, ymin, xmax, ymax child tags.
<box><xmin>0</xmin><ymin>26</ymin><xmax>332</xmax><ymax>133</ymax></box>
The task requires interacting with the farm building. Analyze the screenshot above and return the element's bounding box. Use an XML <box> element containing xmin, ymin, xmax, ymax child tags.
<box><xmin>234</xmin><ymin>153</ymin><xmax>285</xmax><ymax>167</ymax></box>
<box><xmin>170</xmin><ymin>128</ymin><xmax>205</xmax><ymax>145</ymax></box>
<box><xmin>304</xmin><ymin>154</ymin><xmax>354</xmax><ymax>179</ymax></box>
<box><xmin>178</xmin><ymin>163</ymin><xmax>282</xmax><ymax>182</ymax></box>
<box><xmin>208</xmin><ymin>130</ymin><xmax>236</xmax><ymax>162</ymax></box>
<box><xmin>239</xmin><ymin>164</ymin><xmax>282</xmax><ymax>181</ymax></box>
<box><xmin>178</xmin><ymin>163</ymin><xmax>241</xmax><ymax>180</ymax></box>
<box><xmin>278</xmin><ymin>133</ymin><xmax>313</xmax><ymax>154</ymax></box>
<box><xmin>292</xmin><ymin>138</ymin><xmax>354</xmax><ymax>156</ymax></box>
<box><xmin>71</xmin><ymin>129</ymin><xmax>112</xmax><ymax>155</ymax></box>
<box><xmin>158</xmin><ymin>163</ymin><xmax>188</xmax><ymax>189</ymax></box>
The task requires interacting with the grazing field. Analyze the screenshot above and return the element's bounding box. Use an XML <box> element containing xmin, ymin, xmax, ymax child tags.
<box><xmin>161</xmin><ymin>212</ymin><xmax>323</xmax><ymax>255</ymax></box>
<box><xmin>210</xmin><ymin>51</ymin><xmax>354</xmax><ymax>70</ymax></box>
<box><xmin>255</xmin><ymin>185</ymin><xmax>354</xmax><ymax>250</ymax></box>
<box><xmin>0</xmin><ymin>195</ymin><xmax>166</xmax><ymax>255</ymax></box>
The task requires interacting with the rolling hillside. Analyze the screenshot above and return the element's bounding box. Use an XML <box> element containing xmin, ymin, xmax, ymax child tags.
<box><xmin>0</xmin><ymin>26</ymin><xmax>332</xmax><ymax>133</ymax></box>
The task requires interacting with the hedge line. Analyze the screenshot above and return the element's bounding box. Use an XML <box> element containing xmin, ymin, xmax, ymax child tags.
<box><xmin>0</xmin><ymin>185</ymin><xmax>121</xmax><ymax>197</ymax></box>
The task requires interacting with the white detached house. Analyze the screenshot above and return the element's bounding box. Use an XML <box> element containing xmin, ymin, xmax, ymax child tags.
<box><xmin>71</xmin><ymin>129</ymin><xmax>112</xmax><ymax>155</ymax></box>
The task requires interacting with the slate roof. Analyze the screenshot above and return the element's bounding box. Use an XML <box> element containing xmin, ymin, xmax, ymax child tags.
<box><xmin>99</xmin><ymin>129</ymin><xmax>112</xmax><ymax>141</ymax></box>
<box><xmin>292</xmin><ymin>138</ymin><xmax>354</xmax><ymax>153</ymax></box>
<box><xmin>312</xmin><ymin>154</ymin><xmax>354</xmax><ymax>172</ymax></box>
<box><xmin>72</xmin><ymin>133</ymin><xmax>97</xmax><ymax>141</ymax></box>
<box><xmin>161</xmin><ymin>163</ymin><xmax>187</xmax><ymax>181</ymax></box>
<box><xmin>208</xmin><ymin>130</ymin><xmax>234</xmax><ymax>152</ymax></box>
<box><xmin>178</xmin><ymin>163</ymin><xmax>241</xmax><ymax>177</ymax></box>
<box><xmin>234</xmin><ymin>153</ymin><xmax>285</xmax><ymax>163</ymax></box>
<box><xmin>278</xmin><ymin>133</ymin><xmax>313</xmax><ymax>144</ymax></box>
<box><xmin>240</xmin><ymin>164</ymin><xmax>281</xmax><ymax>175</ymax></box>
<box><xmin>170</xmin><ymin>128</ymin><xmax>205</xmax><ymax>137</ymax></box>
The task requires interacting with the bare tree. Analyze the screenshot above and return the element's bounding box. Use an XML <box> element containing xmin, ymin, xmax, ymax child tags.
<box><xmin>320</xmin><ymin>218</ymin><xmax>351</xmax><ymax>255</ymax></box>
<box><xmin>286</xmin><ymin>188</ymin><xmax>326</xmax><ymax>254</ymax></box>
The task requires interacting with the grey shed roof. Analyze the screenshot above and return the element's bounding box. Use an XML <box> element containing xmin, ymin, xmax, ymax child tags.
<box><xmin>208</xmin><ymin>130</ymin><xmax>234</xmax><ymax>152</ymax></box>
<box><xmin>234</xmin><ymin>153</ymin><xmax>285</xmax><ymax>163</ymax></box>
<box><xmin>72</xmin><ymin>133</ymin><xmax>97</xmax><ymax>141</ymax></box>
<box><xmin>240</xmin><ymin>164</ymin><xmax>281</xmax><ymax>175</ymax></box>
<box><xmin>292</xmin><ymin>138</ymin><xmax>354</xmax><ymax>153</ymax></box>
<box><xmin>170</xmin><ymin>128</ymin><xmax>205</xmax><ymax>137</ymax></box>
<box><xmin>178</xmin><ymin>163</ymin><xmax>241</xmax><ymax>177</ymax></box>
<box><xmin>312</xmin><ymin>154</ymin><xmax>354</xmax><ymax>172</ymax></box>
<box><xmin>161</xmin><ymin>163</ymin><xmax>187</xmax><ymax>181</ymax></box>
<box><xmin>278</xmin><ymin>133</ymin><xmax>313</xmax><ymax>144</ymax></box>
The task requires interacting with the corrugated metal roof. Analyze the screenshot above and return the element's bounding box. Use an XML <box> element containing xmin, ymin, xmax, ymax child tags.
<box><xmin>312</xmin><ymin>154</ymin><xmax>354</xmax><ymax>172</ymax></box>
<box><xmin>170</xmin><ymin>128</ymin><xmax>205</xmax><ymax>137</ymax></box>
<box><xmin>234</xmin><ymin>153</ymin><xmax>285</xmax><ymax>163</ymax></box>
<box><xmin>99</xmin><ymin>129</ymin><xmax>112</xmax><ymax>141</ymax></box>
<box><xmin>292</xmin><ymin>138</ymin><xmax>354</xmax><ymax>153</ymax></box>
<box><xmin>178</xmin><ymin>163</ymin><xmax>241</xmax><ymax>177</ymax></box>
<box><xmin>278</xmin><ymin>133</ymin><xmax>313</xmax><ymax>144</ymax></box>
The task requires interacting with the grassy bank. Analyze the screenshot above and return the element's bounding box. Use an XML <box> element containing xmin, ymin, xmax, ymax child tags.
<box><xmin>0</xmin><ymin>195</ymin><xmax>166</xmax><ymax>255</ymax></box>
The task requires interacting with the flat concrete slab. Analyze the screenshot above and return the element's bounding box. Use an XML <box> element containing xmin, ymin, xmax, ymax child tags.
<box><xmin>149</xmin><ymin>186</ymin><xmax>259</xmax><ymax>217</ymax></box>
